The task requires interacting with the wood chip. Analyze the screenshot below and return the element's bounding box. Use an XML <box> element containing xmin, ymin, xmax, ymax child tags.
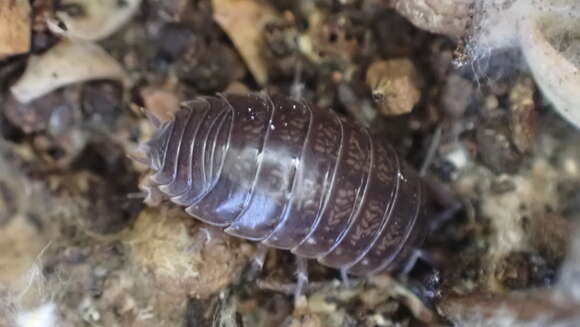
<box><xmin>0</xmin><ymin>0</ymin><xmax>31</xmax><ymax>57</ymax></box>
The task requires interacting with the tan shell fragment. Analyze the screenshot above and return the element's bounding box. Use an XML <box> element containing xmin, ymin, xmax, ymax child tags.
<box><xmin>47</xmin><ymin>0</ymin><xmax>142</xmax><ymax>41</ymax></box>
<box><xmin>519</xmin><ymin>13</ymin><xmax>580</xmax><ymax>129</ymax></box>
<box><xmin>212</xmin><ymin>0</ymin><xmax>282</xmax><ymax>86</ymax></box>
<box><xmin>10</xmin><ymin>40</ymin><xmax>127</xmax><ymax>104</ymax></box>
<box><xmin>366</xmin><ymin>59</ymin><xmax>421</xmax><ymax>116</ymax></box>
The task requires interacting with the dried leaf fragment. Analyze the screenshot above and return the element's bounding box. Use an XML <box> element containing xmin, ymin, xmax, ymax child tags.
<box><xmin>366</xmin><ymin>59</ymin><xmax>421</xmax><ymax>116</ymax></box>
<box><xmin>0</xmin><ymin>0</ymin><xmax>31</xmax><ymax>57</ymax></box>
<box><xmin>10</xmin><ymin>40</ymin><xmax>127</xmax><ymax>103</ymax></box>
<box><xmin>212</xmin><ymin>0</ymin><xmax>281</xmax><ymax>85</ymax></box>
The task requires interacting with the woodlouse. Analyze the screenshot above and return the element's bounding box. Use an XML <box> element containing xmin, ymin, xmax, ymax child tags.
<box><xmin>138</xmin><ymin>93</ymin><xmax>433</xmax><ymax>279</ymax></box>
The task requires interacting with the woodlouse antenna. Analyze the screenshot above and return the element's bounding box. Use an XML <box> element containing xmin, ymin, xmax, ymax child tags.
<box><xmin>127</xmin><ymin>151</ymin><xmax>150</xmax><ymax>166</ymax></box>
<box><xmin>140</xmin><ymin>106</ymin><xmax>161</xmax><ymax>128</ymax></box>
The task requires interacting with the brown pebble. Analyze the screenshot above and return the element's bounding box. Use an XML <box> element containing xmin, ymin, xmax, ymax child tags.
<box><xmin>140</xmin><ymin>86</ymin><xmax>181</xmax><ymax>122</ymax></box>
<box><xmin>475</xmin><ymin>117</ymin><xmax>522</xmax><ymax>174</ymax></box>
<box><xmin>366</xmin><ymin>59</ymin><xmax>421</xmax><ymax>116</ymax></box>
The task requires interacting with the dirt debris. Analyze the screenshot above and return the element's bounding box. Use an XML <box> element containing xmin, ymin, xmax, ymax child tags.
<box><xmin>475</xmin><ymin>112</ymin><xmax>523</xmax><ymax>174</ymax></box>
<box><xmin>389</xmin><ymin>0</ymin><xmax>474</xmax><ymax>38</ymax></box>
<box><xmin>126</xmin><ymin>208</ymin><xmax>253</xmax><ymax>300</ymax></box>
<box><xmin>4</xmin><ymin>91</ymin><xmax>75</xmax><ymax>134</ymax></box>
<box><xmin>440</xmin><ymin>226</ymin><xmax>580</xmax><ymax>327</ymax></box>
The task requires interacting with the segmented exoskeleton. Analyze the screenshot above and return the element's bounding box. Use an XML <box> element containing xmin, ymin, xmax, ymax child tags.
<box><xmin>139</xmin><ymin>93</ymin><xmax>431</xmax><ymax>277</ymax></box>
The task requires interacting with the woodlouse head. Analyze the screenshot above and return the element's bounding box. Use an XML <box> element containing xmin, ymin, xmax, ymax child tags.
<box><xmin>132</xmin><ymin>99</ymin><xmax>179</xmax><ymax>171</ymax></box>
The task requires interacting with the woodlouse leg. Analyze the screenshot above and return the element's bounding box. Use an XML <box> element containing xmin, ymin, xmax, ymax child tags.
<box><xmin>399</xmin><ymin>249</ymin><xmax>434</xmax><ymax>276</ymax></box>
<box><xmin>419</xmin><ymin>123</ymin><xmax>443</xmax><ymax>177</ymax></box>
<box><xmin>141</xmin><ymin>107</ymin><xmax>161</xmax><ymax>127</ymax></box>
<box><xmin>429</xmin><ymin>201</ymin><xmax>462</xmax><ymax>232</ymax></box>
<box><xmin>423</xmin><ymin>176</ymin><xmax>463</xmax><ymax>232</ymax></box>
<box><xmin>290</xmin><ymin>61</ymin><xmax>304</xmax><ymax>100</ymax></box>
<box><xmin>398</xmin><ymin>249</ymin><xmax>441</xmax><ymax>304</ymax></box>
<box><xmin>340</xmin><ymin>268</ymin><xmax>352</xmax><ymax>288</ymax></box>
<box><xmin>138</xmin><ymin>177</ymin><xmax>165</xmax><ymax>206</ymax></box>
<box><xmin>294</xmin><ymin>257</ymin><xmax>308</xmax><ymax>305</ymax></box>
<box><xmin>419</xmin><ymin>121</ymin><xmax>463</xmax><ymax>231</ymax></box>
<box><xmin>245</xmin><ymin>243</ymin><xmax>269</xmax><ymax>281</ymax></box>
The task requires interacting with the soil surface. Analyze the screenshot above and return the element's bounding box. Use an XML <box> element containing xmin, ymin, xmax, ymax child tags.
<box><xmin>1</xmin><ymin>1</ymin><xmax>580</xmax><ymax>326</ymax></box>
